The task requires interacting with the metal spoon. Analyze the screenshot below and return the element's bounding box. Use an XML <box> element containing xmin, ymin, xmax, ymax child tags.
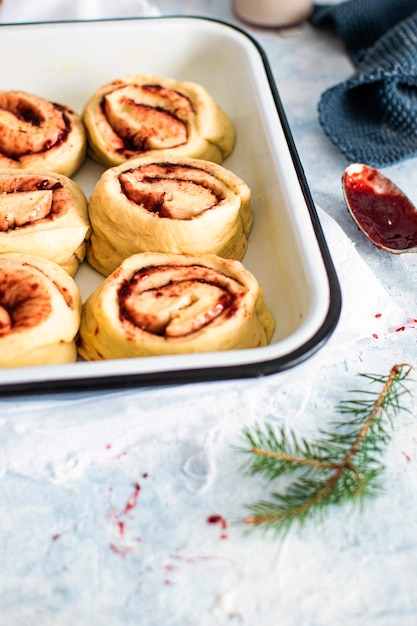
<box><xmin>342</xmin><ymin>163</ymin><xmax>417</xmax><ymax>253</ymax></box>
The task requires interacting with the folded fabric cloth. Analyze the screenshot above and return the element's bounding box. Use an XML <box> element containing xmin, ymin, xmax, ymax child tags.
<box><xmin>311</xmin><ymin>0</ymin><xmax>417</xmax><ymax>167</ymax></box>
<box><xmin>0</xmin><ymin>0</ymin><xmax>160</xmax><ymax>22</ymax></box>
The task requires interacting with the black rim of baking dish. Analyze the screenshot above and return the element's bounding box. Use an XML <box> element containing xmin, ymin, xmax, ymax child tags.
<box><xmin>0</xmin><ymin>15</ymin><xmax>342</xmax><ymax>396</ymax></box>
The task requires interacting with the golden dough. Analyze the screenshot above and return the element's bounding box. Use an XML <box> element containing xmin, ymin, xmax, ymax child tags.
<box><xmin>0</xmin><ymin>253</ymin><xmax>82</xmax><ymax>367</ymax></box>
<box><xmin>0</xmin><ymin>169</ymin><xmax>90</xmax><ymax>276</ymax></box>
<box><xmin>82</xmin><ymin>74</ymin><xmax>235</xmax><ymax>167</ymax></box>
<box><xmin>77</xmin><ymin>252</ymin><xmax>275</xmax><ymax>360</ymax></box>
<box><xmin>0</xmin><ymin>90</ymin><xmax>86</xmax><ymax>176</ymax></box>
<box><xmin>87</xmin><ymin>152</ymin><xmax>252</xmax><ymax>276</ymax></box>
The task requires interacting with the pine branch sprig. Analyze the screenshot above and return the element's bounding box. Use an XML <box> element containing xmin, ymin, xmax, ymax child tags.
<box><xmin>239</xmin><ymin>364</ymin><xmax>413</xmax><ymax>534</ymax></box>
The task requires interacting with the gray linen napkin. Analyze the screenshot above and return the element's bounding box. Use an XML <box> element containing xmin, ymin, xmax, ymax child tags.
<box><xmin>311</xmin><ymin>0</ymin><xmax>417</xmax><ymax>167</ymax></box>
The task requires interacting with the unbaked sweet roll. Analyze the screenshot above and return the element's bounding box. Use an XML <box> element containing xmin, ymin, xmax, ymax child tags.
<box><xmin>86</xmin><ymin>152</ymin><xmax>252</xmax><ymax>276</ymax></box>
<box><xmin>82</xmin><ymin>74</ymin><xmax>235</xmax><ymax>167</ymax></box>
<box><xmin>77</xmin><ymin>252</ymin><xmax>275</xmax><ymax>360</ymax></box>
<box><xmin>0</xmin><ymin>169</ymin><xmax>90</xmax><ymax>276</ymax></box>
<box><xmin>0</xmin><ymin>90</ymin><xmax>86</xmax><ymax>176</ymax></box>
<box><xmin>0</xmin><ymin>253</ymin><xmax>82</xmax><ymax>368</ymax></box>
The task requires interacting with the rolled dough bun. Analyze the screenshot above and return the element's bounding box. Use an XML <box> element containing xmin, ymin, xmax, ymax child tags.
<box><xmin>82</xmin><ymin>74</ymin><xmax>235</xmax><ymax>167</ymax></box>
<box><xmin>86</xmin><ymin>152</ymin><xmax>251</xmax><ymax>276</ymax></box>
<box><xmin>77</xmin><ymin>252</ymin><xmax>275</xmax><ymax>360</ymax></box>
<box><xmin>0</xmin><ymin>169</ymin><xmax>90</xmax><ymax>276</ymax></box>
<box><xmin>0</xmin><ymin>90</ymin><xmax>86</xmax><ymax>176</ymax></box>
<box><xmin>0</xmin><ymin>253</ymin><xmax>82</xmax><ymax>367</ymax></box>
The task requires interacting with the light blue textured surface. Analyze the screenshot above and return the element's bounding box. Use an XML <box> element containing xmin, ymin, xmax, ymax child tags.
<box><xmin>1</xmin><ymin>1</ymin><xmax>417</xmax><ymax>625</ymax></box>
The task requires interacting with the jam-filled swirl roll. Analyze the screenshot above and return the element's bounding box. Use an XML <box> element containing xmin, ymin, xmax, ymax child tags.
<box><xmin>82</xmin><ymin>74</ymin><xmax>235</xmax><ymax>167</ymax></box>
<box><xmin>77</xmin><ymin>252</ymin><xmax>275</xmax><ymax>360</ymax></box>
<box><xmin>0</xmin><ymin>253</ymin><xmax>82</xmax><ymax>368</ymax></box>
<box><xmin>0</xmin><ymin>90</ymin><xmax>86</xmax><ymax>176</ymax></box>
<box><xmin>0</xmin><ymin>169</ymin><xmax>90</xmax><ymax>276</ymax></box>
<box><xmin>87</xmin><ymin>152</ymin><xmax>252</xmax><ymax>276</ymax></box>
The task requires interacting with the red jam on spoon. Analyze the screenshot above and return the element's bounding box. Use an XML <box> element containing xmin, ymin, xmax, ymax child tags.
<box><xmin>342</xmin><ymin>163</ymin><xmax>417</xmax><ymax>253</ymax></box>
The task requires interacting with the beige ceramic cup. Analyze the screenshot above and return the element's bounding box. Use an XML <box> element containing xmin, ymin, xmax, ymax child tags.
<box><xmin>232</xmin><ymin>0</ymin><xmax>313</xmax><ymax>27</ymax></box>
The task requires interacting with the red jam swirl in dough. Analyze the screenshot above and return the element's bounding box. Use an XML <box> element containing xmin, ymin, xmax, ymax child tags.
<box><xmin>99</xmin><ymin>83</ymin><xmax>192</xmax><ymax>158</ymax></box>
<box><xmin>0</xmin><ymin>174</ymin><xmax>66</xmax><ymax>232</ymax></box>
<box><xmin>118</xmin><ymin>163</ymin><xmax>227</xmax><ymax>219</ymax></box>
<box><xmin>0</xmin><ymin>91</ymin><xmax>71</xmax><ymax>161</ymax></box>
<box><xmin>117</xmin><ymin>264</ymin><xmax>243</xmax><ymax>338</ymax></box>
<box><xmin>0</xmin><ymin>264</ymin><xmax>52</xmax><ymax>335</ymax></box>
<box><xmin>343</xmin><ymin>164</ymin><xmax>417</xmax><ymax>250</ymax></box>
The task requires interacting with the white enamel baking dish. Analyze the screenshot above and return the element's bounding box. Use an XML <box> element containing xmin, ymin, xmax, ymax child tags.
<box><xmin>0</xmin><ymin>16</ymin><xmax>341</xmax><ymax>394</ymax></box>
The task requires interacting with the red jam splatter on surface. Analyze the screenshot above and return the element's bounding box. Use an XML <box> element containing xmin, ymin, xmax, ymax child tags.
<box><xmin>343</xmin><ymin>164</ymin><xmax>417</xmax><ymax>250</ymax></box>
<box><xmin>117</xmin><ymin>521</ymin><xmax>125</xmax><ymax>537</ymax></box>
<box><xmin>109</xmin><ymin>543</ymin><xmax>133</xmax><ymax>558</ymax></box>
<box><xmin>105</xmin><ymin>443</ymin><xmax>129</xmax><ymax>460</ymax></box>
<box><xmin>375</xmin><ymin>313</ymin><xmax>382</xmax><ymax>318</ymax></box>
<box><xmin>123</xmin><ymin>482</ymin><xmax>141</xmax><ymax>515</ymax></box>
<box><xmin>108</xmin><ymin>481</ymin><xmax>144</xmax><ymax>556</ymax></box>
<box><xmin>207</xmin><ymin>514</ymin><xmax>228</xmax><ymax>539</ymax></box>
<box><xmin>169</xmin><ymin>552</ymin><xmax>216</xmax><ymax>565</ymax></box>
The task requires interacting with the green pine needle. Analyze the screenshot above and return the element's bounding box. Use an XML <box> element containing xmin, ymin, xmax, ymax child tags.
<box><xmin>239</xmin><ymin>364</ymin><xmax>413</xmax><ymax>535</ymax></box>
